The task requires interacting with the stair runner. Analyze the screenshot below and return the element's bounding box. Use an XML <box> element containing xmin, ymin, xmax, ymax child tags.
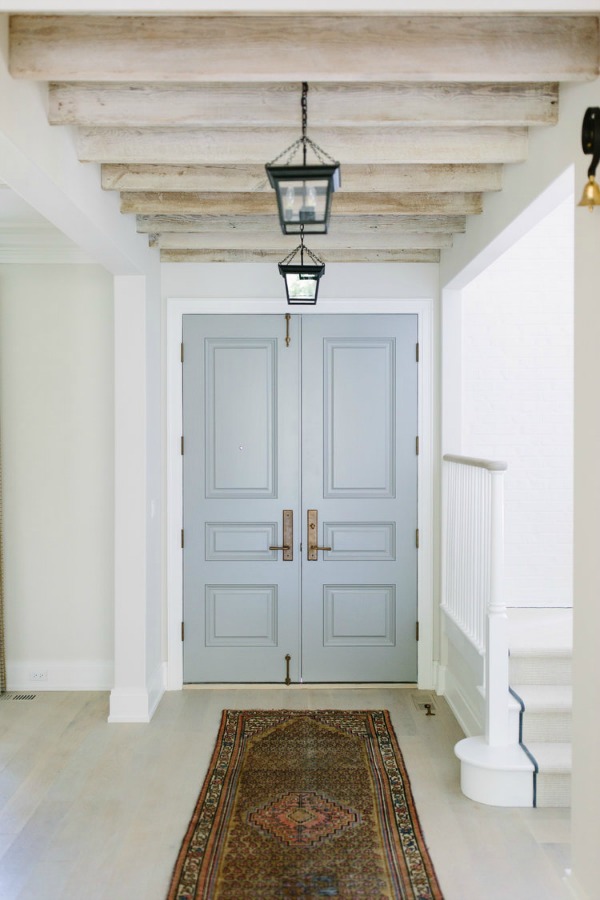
<box><xmin>508</xmin><ymin>609</ymin><xmax>572</xmax><ymax>808</ymax></box>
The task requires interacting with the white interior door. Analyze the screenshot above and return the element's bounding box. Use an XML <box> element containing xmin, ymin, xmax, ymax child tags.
<box><xmin>182</xmin><ymin>313</ymin><xmax>417</xmax><ymax>683</ymax></box>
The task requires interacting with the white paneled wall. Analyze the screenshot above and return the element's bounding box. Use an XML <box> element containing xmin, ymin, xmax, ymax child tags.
<box><xmin>461</xmin><ymin>198</ymin><xmax>573</xmax><ymax>607</ymax></box>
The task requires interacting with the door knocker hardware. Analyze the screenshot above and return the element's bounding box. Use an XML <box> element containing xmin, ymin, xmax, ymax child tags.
<box><xmin>285</xmin><ymin>313</ymin><xmax>291</xmax><ymax>347</ymax></box>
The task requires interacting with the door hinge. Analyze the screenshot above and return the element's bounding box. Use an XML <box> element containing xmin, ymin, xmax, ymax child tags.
<box><xmin>416</xmin><ymin>621</ymin><xmax>420</xmax><ymax>641</ymax></box>
<box><xmin>181</xmin><ymin>435</ymin><xmax>184</xmax><ymax>455</ymax></box>
<box><xmin>416</xmin><ymin>342</ymin><xmax>420</xmax><ymax>363</ymax></box>
<box><xmin>416</xmin><ymin>528</ymin><xmax>420</xmax><ymax>549</ymax></box>
<box><xmin>180</xmin><ymin>342</ymin><xmax>184</xmax><ymax>363</ymax></box>
<box><xmin>416</xmin><ymin>436</ymin><xmax>420</xmax><ymax>456</ymax></box>
<box><xmin>181</xmin><ymin>529</ymin><xmax>184</xmax><ymax>549</ymax></box>
<box><xmin>181</xmin><ymin>622</ymin><xmax>185</xmax><ymax>642</ymax></box>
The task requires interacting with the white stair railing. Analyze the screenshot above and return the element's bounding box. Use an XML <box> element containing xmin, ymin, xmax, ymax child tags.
<box><xmin>442</xmin><ymin>454</ymin><xmax>510</xmax><ymax>746</ymax></box>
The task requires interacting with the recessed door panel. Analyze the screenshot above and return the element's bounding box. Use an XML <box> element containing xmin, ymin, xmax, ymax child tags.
<box><xmin>324</xmin><ymin>339</ymin><xmax>395</xmax><ymax>498</ymax></box>
<box><xmin>205</xmin><ymin>338</ymin><xmax>277</xmax><ymax>498</ymax></box>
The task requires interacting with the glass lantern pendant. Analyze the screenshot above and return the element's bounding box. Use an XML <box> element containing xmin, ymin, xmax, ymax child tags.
<box><xmin>266</xmin><ymin>82</ymin><xmax>341</xmax><ymax>235</ymax></box>
<box><xmin>278</xmin><ymin>227</ymin><xmax>325</xmax><ymax>306</ymax></box>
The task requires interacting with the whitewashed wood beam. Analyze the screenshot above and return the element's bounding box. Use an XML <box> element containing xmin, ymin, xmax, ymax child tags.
<box><xmin>121</xmin><ymin>191</ymin><xmax>482</xmax><ymax>217</ymax></box>
<box><xmin>135</xmin><ymin>214</ymin><xmax>466</xmax><ymax>235</ymax></box>
<box><xmin>102</xmin><ymin>163</ymin><xmax>503</xmax><ymax>194</ymax></box>
<box><xmin>153</xmin><ymin>231</ymin><xmax>454</xmax><ymax>250</ymax></box>
<box><xmin>10</xmin><ymin>15</ymin><xmax>598</xmax><ymax>83</ymax></box>
<box><xmin>49</xmin><ymin>81</ymin><xmax>559</xmax><ymax>128</ymax></box>
<box><xmin>159</xmin><ymin>248</ymin><xmax>441</xmax><ymax>263</ymax></box>
<box><xmin>77</xmin><ymin>126</ymin><xmax>528</xmax><ymax>166</ymax></box>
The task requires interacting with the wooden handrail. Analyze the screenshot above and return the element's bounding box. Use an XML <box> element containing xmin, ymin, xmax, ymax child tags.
<box><xmin>443</xmin><ymin>453</ymin><xmax>507</xmax><ymax>472</ymax></box>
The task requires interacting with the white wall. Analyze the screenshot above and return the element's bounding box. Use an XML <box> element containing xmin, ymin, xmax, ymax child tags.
<box><xmin>441</xmin><ymin>76</ymin><xmax>600</xmax><ymax>900</ymax></box>
<box><xmin>460</xmin><ymin>197</ymin><xmax>573</xmax><ymax>607</ymax></box>
<box><xmin>0</xmin><ymin>263</ymin><xmax>114</xmax><ymax>690</ymax></box>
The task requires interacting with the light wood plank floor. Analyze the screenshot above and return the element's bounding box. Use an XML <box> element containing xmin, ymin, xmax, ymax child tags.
<box><xmin>0</xmin><ymin>688</ymin><xmax>570</xmax><ymax>899</ymax></box>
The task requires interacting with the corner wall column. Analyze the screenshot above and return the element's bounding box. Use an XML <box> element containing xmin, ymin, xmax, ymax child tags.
<box><xmin>109</xmin><ymin>275</ymin><xmax>156</xmax><ymax>722</ymax></box>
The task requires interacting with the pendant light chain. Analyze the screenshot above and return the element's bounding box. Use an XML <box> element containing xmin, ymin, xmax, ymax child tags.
<box><xmin>267</xmin><ymin>82</ymin><xmax>338</xmax><ymax>168</ymax></box>
<box><xmin>301</xmin><ymin>82</ymin><xmax>308</xmax><ymax>166</ymax></box>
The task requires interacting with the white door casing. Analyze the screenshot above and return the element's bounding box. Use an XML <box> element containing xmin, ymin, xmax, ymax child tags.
<box><xmin>166</xmin><ymin>299</ymin><xmax>434</xmax><ymax>690</ymax></box>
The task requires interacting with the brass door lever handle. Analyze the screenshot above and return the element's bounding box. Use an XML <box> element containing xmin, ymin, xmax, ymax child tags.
<box><xmin>307</xmin><ymin>509</ymin><xmax>331</xmax><ymax>560</ymax></box>
<box><xmin>270</xmin><ymin>510</ymin><xmax>293</xmax><ymax>560</ymax></box>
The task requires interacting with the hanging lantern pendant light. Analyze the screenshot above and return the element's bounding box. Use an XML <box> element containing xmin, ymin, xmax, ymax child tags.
<box><xmin>266</xmin><ymin>82</ymin><xmax>341</xmax><ymax>235</ymax></box>
<box><xmin>278</xmin><ymin>224</ymin><xmax>325</xmax><ymax>305</ymax></box>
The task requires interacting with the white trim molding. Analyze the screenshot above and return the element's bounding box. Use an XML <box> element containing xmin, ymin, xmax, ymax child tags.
<box><xmin>7</xmin><ymin>660</ymin><xmax>113</xmax><ymax>692</ymax></box>
<box><xmin>166</xmin><ymin>298</ymin><xmax>435</xmax><ymax>691</ymax></box>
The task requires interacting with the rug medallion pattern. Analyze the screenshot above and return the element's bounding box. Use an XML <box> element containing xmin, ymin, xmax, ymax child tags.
<box><xmin>167</xmin><ymin>709</ymin><xmax>443</xmax><ymax>899</ymax></box>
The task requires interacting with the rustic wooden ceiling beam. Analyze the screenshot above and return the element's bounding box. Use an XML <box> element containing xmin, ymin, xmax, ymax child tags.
<box><xmin>135</xmin><ymin>214</ymin><xmax>466</xmax><ymax>235</ymax></box>
<box><xmin>102</xmin><ymin>163</ymin><xmax>503</xmax><ymax>194</ymax></box>
<box><xmin>159</xmin><ymin>248</ymin><xmax>442</xmax><ymax>263</ymax></box>
<box><xmin>153</xmin><ymin>231</ymin><xmax>454</xmax><ymax>251</ymax></box>
<box><xmin>11</xmin><ymin>15</ymin><xmax>598</xmax><ymax>82</ymax></box>
<box><xmin>78</xmin><ymin>126</ymin><xmax>528</xmax><ymax>166</ymax></box>
<box><xmin>122</xmin><ymin>191</ymin><xmax>482</xmax><ymax>217</ymax></box>
<box><xmin>49</xmin><ymin>81</ymin><xmax>559</xmax><ymax>128</ymax></box>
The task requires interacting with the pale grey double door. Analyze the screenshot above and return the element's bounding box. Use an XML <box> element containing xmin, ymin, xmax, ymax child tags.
<box><xmin>182</xmin><ymin>314</ymin><xmax>418</xmax><ymax>684</ymax></box>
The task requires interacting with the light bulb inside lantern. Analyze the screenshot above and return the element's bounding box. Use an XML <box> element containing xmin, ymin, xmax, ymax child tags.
<box><xmin>284</xmin><ymin>186</ymin><xmax>295</xmax><ymax>221</ymax></box>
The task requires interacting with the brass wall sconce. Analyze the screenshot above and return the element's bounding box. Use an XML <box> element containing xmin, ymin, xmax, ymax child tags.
<box><xmin>578</xmin><ymin>107</ymin><xmax>600</xmax><ymax>211</ymax></box>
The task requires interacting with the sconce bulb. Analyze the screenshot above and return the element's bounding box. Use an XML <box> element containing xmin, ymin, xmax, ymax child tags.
<box><xmin>307</xmin><ymin>186</ymin><xmax>317</xmax><ymax>208</ymax></box>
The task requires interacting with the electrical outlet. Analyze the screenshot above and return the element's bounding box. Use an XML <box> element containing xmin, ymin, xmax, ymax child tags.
<box><xmin>31</xmin><ymin>670</ymin><xmax>48</xmax><ymax>682</ymax></box>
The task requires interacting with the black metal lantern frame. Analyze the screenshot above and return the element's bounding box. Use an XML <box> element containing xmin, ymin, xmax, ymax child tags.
<box><xmin>578</xmin><ymin>107</ymin><xmax>600</xmax><ymax>210</ymax></box>
<box><xmin>266</xmin><ymin>82</ymin><xmax>341</xmax><ymax>235</ymax></box>
<box><xmin>278</xmin><ymin>226</ymin><xmax>325</xmax><ymax>306</ymax></box>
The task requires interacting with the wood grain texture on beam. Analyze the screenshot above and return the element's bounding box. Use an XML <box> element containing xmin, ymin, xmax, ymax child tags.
<box><xmin>159</xmin><ymin>248</ymin><xmax>441</xmax><ymax>263</ymax></box>
<box><xmin>135</xmin><ymin>214</ymin><xmax>467</xmax><ymax>235</ymax></box>
<box><xmin>49</xmin><ymin>81</ymin><xmax>559</xmax><ymax>128</ymax></box>
<box><xmin>154</xmin><ymin>231</ymin><xmax>454</xmax><ymax>251</ymax></box>
<box><xmin>121</xmin><ymin>191</ymin><xmax>482</xmax><ymax>217</ymax></box>
<box><xmin>78</xmin><ymin>126</ymin><xmax>528</xmax><ymax>166</ymax></box>
<box><xmin>11</xmin><ymin>15</ymin><xmax>598</xmax><ymax>82</ymax></box>
<box><xmin>102</xmin><ymin>163</ymin><xmax>503</xmax><ymax>194</ymax></box>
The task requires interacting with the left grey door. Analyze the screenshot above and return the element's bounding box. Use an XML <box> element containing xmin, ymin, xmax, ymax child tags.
<box><xmin>182</xmin><ymin>315</ymin><xmax>301</xmax><ymax>683</ymax></box>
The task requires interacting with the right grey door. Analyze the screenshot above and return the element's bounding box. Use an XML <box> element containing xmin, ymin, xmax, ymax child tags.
<box><xmin>300</xmin><ymin>315</ymin><xmax>418</xmax><ymax>682</ymax></box>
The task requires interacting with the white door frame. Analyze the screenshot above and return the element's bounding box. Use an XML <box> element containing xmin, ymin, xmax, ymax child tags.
<box><xmin>166</xmin><ymin>298</ymin><xmax>434</xmax><ymax>690</ymax></box>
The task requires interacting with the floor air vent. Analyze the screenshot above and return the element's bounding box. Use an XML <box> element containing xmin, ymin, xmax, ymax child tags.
<box><xmin>0</xmin><ymin>692</ymin><xmax>37</xmax><ymax>701</ymax></box>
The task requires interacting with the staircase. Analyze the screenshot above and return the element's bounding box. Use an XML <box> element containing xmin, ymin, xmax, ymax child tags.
<box><xmin>508</xmin><ymin>608</ymin><xmax>573</xmax><ymax>807</ymax></box>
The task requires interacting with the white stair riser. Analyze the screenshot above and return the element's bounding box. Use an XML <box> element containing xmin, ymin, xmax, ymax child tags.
<box><xmin>509</xmin><ymin>655</ymin><xmax>571</xmax><ymax>686</ymax></box>
<box><xmin>521</xmin><ymin>711</ymin><xmax>571</xmax><ymax>744</ymax></box>
<box><xmin>536</xmin><ymin>773</ymin><xmax>571</xmax><ymax>808</ymax></box>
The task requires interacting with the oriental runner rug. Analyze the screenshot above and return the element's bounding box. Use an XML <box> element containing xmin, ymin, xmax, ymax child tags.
<box><xmin>167</xmin><ymin>709</ymin><xmax>443</xmax><ymax>900</ymax></box>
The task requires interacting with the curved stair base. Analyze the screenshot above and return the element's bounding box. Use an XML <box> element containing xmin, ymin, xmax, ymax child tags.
<box><xmin>455</xmin><ymin>736</ymin><xmax>535</xmax><ymax>807</ymax></box>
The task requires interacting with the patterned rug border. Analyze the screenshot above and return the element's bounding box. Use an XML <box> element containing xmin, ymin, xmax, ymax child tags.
<box><xmin>167</xmin><ymin>709</ymin><xmax>443</xmax><ymax>899</ymax></box>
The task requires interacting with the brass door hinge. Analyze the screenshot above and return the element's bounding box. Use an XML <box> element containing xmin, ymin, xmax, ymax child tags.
<box><xmin>181</xmin><ymin>435</ymin><xmax>184</xmax><ymax>455</ymax></box>
<box><xmin>416</xmin><ymin>621</ymin><xmax>420</xmax><ymax>641</ymax></box>
<box><xmin>416</xmin><ymin>436</ymin><xmax>420</xmax><ymax>456</ymax></box>
<box><xmin>416</xmin><ymin>528</ymin><xmax>420</xmax><ymax>549</ymax></box>
<box><xmin>181</xmin><ymin>622</ymin><xmax>185</xmax><ymax>642</ymax></box>
<box><xmin>181</xmin><ymin>529</ymin><xmax>184</xmax><ymax>549</ymax></box>
<box><xmin>180</xmin><ymin>342</ymin><xmax>184</xmax><ymax>363</ymax></box>
<box><xmin>416</xmin><ymin>342</ymin><xmax>420</xmax><ymax>363</ymax></box>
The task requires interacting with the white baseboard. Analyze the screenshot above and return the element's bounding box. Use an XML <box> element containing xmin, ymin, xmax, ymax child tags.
<box><xmin>7</xmin><ymin>660</ymin><xmax>113</xmax><ymax>692</ymax></box>
<box><xmin>443</xmin><ymin>667</ymin><xmax>484</xmax><ymax>737</ymax></box>
<box><xmin>108</xmin><ymin>663</ymin><xmax>166</xmax><ymax>723</ymax></box>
